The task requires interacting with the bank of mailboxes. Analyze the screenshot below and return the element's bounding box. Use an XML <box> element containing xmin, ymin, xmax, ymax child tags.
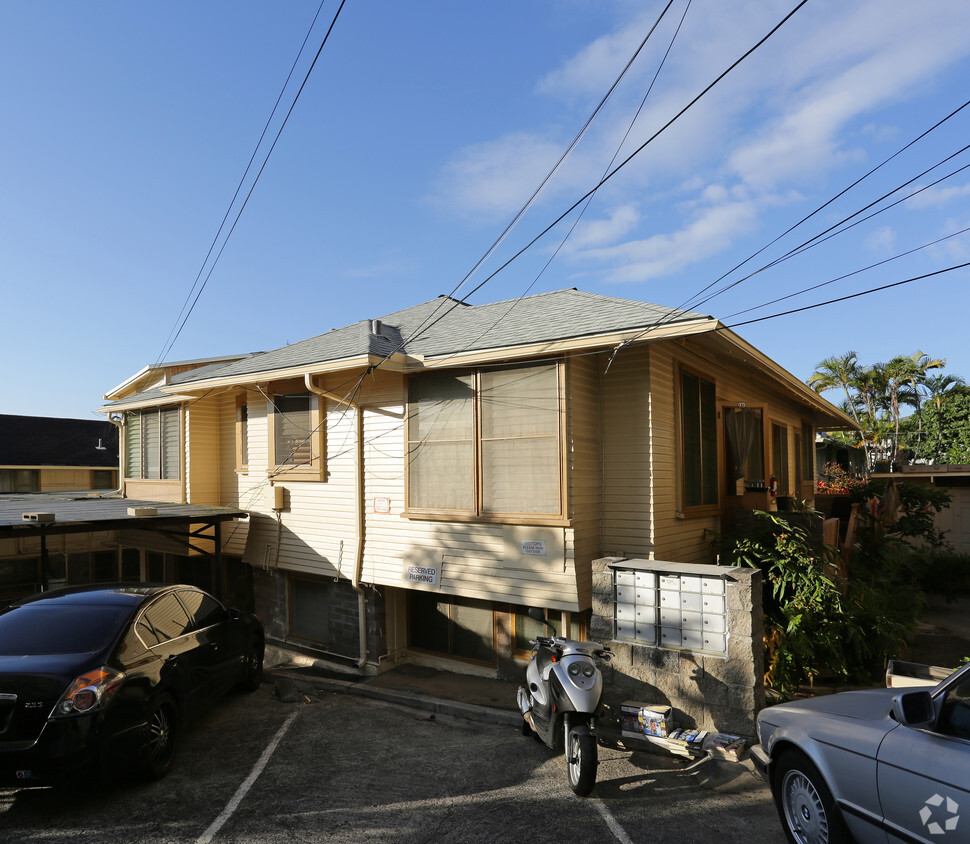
<box><xmin>614</xmin><ymin>570</ymin><xmax>728</xmax><ymax>655</ymax></box>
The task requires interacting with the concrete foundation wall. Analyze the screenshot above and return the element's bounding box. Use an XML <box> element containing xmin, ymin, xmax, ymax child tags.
<box><xmin>590</xmin><ymin>557</ymin><xmax>764</xmax><ymax>738</ymax></box>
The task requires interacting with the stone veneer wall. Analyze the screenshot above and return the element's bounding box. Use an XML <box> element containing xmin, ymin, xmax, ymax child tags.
<box><xmin>590</xmin><ymin>557</ymin><xmax>764</xmax><ymax>738</ymax></box>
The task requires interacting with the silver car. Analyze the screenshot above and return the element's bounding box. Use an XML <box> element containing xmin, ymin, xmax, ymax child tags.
<box><xmin>751</xmin><ymin>660</ymin><xmax>970</xmax><ymax>844</ymax></box>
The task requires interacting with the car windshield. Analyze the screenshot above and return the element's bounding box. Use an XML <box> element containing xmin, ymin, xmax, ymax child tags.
<box><xmin>0</xmin><ymin>605</ymin><xmax>132</xmax><ymax>655</ymax></box>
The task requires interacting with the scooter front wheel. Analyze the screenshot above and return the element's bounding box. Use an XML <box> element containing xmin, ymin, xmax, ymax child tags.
<box><xmin>566</xmin><ymin>728</ymin><xmax>597</xmax><ymax>796</ymax></box>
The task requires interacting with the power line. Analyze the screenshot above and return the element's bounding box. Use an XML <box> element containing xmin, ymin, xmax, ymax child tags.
<box><xmin>156</xmin><ymin>0</ymin><xmax>349</xmax><ymax>365</ymax></box>
<box><xmin>371</xmin><ymin>0</ymin><xmax>811</xmax><ymax>376</ymax></box>
<box><xmin>724</xmin><ymin>261</ymin><xmax>970</xmax><ymax>329</ymax></box>
<box><xmin>154</xmin><ymin>0</ymin><xmax>331</xmax><ymax>369</ymax></box>
<box><xmin>606</xmin><ymin>98</ymin><xmax>970</xmax><ymax>363</ymax></box>
<box><xmin>389</xmin><ymin>0</ymin><xmax>682</xmax><ymax>361</ymax></box>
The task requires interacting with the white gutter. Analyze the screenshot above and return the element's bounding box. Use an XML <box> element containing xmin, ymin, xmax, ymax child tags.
<box><xmin>305</xmin><ymin>373</ymin><xmax>369</xmax><ymax>670</ymax></box>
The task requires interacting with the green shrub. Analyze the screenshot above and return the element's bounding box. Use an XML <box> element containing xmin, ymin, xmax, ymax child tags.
<box><xmin>710</xmin><ymin>480</ymin><xmax>949</xmax><ymax>693</ymax></box>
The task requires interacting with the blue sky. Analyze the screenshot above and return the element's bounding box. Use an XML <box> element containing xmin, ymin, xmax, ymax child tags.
<box><xmin>3</xmin><ymin>0</ymin><xmax>970</xmax><ymax>420</ymax></box>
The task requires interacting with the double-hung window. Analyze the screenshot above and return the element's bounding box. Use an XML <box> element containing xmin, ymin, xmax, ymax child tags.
<box><xmin>125</xmin><ymin>407</ymin><xmax>180</xmax><ymax>480</ymax></box>
<box><xmin>680</xmin><ymin>369</ymin><xmax>718</xmax><ymax>510</ymax></box>
<box><xmin>406</xmin><ymin>361</ymin><xmax>563</xmax><ymax>519</ymax></box>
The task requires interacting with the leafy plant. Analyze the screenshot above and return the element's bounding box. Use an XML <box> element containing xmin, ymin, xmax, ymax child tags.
<box><xmin>711</xmin><ymin>480</ymin><xmax>951</xmax><ymax>693</ymax></box>
<box><xmin>710</xmin><ymin>511</ymin><xmax>846</xmax><ymax>692</ymax></box>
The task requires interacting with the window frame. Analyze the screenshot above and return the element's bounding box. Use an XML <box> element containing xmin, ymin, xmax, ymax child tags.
<box><xmin>771</xmin><ymin>421</ymin><xmax>791</xmax><ymax>496</ymax></box>
<box><xmin>404</xmin><ymin>360</ymin><xmax>567</xmax><ymax>524</ymax></box>
<box><xmin>268</xmin><ymin>389</ymin><xmax>326</xmax><ymax>481</ymax></box>
<box><xmin>678</xmin><ymin>366</ymin><xmax>719</xmax><ymax>515</ymax></box>
<box><xmin>124</xmin><ymin>406</ymin><xmax>181</xmax><ymax>481</ymax></box>
<box><xmin>511</xmin><ymin>607</ymin><xmax>587</xmax><ymax>657</ymax></box>
<box><xmin>235</xmin><ymin>394</ymin><xmax>249</xmax><ymax>474</ymax></box>
<box><xmin>723</xmin><ymin>405</ymin><xmax>765</xmax><ymax>494</ymax></box>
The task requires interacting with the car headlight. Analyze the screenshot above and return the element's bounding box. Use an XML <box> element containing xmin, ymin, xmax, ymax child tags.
<box><xmin>53</xmin><ymin>667</ymin><xmax>124</xmax><ymax>717</ymax></box>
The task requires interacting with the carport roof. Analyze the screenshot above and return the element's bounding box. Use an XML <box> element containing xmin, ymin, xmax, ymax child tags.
<box><xmin>0</xmin><ymin>494</ymin><xmax>246</xmax><ymax>538</ymax></box>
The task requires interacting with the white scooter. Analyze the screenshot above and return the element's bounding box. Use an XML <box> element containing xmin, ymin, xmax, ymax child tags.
<box><xmin>516</xmin><ymin>607</ymin><xmax>612</xmax><ymax>796</ymax></box>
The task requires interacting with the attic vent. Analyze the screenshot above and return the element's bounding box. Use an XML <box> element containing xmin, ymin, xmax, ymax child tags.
<box><xmin>370</xmin><ymin>319</ymin><xmax>382</xmax><ymax>336</ymax></box>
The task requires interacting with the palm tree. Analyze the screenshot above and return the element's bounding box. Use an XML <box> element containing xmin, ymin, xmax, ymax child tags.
<box><xmin>902</xmin><ymin>351</ymin><xmax>945</xmax><ymax>453</ymax></box>
<box><xmin>809</xmin><ymin>353</ymin><xmax>868</xmax><ymax>460</ymax></box>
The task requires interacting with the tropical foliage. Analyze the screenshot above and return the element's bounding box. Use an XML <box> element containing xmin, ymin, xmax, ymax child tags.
<box><xmin>710</xmin><ymin>480</ymin><xmax>952</xmax><ymax>694</ymax></box>
<box><xmin>808</xmin><ymin>350</ymin><xmax>967</xmax><ymax>470</ymax></box>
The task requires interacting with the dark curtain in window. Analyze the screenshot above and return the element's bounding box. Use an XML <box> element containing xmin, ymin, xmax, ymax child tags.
<box><xmin>725</xmin><ymin>409</ymin><xmax>758</xmax><ymax>481</ymax></box>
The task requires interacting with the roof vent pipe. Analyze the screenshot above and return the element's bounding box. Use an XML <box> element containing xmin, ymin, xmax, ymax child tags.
<box><xmin>370</xmin><ymin>319</ymin><xmax>382</xmax><ymax>336</ymax></box>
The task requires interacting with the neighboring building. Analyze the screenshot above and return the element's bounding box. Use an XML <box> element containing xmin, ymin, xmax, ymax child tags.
<box><xmin>0</xmin><ymin>369</ymin><xmax>248</xmax><ymax>605</ymax></box>
<box><xmin>97</xmin><ymin>290</ymin><xmax>854</xmax><ymax>682</ymax></box>
<box><xmin>0</xmin><ymin>414</ymin><xmax>120</xmax><ymax>493</ymax></box>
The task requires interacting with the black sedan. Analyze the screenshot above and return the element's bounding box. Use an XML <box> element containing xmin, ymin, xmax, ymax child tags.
<box><xmin>0</xmin><ymin>583</ymin><xmax>263</xmax><ymax>786</ymax></box>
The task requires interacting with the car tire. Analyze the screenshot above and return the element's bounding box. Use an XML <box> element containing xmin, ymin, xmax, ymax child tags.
<box><xmin>772</xmin><ymin>750</ymin><xmax>850</xmax><ymax>844</ymax></box>
<box><xmin>143</xmin><ymin>696</ymin><xmax>179</xmax><ymax>780</ymax></box>
<box><xmin>239</xmin><ymin>633</ymin><xmax>264</xmax><ymax>692</ymax></box>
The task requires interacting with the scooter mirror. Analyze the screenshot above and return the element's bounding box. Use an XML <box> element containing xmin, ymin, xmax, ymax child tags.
<box><xmin>527</xmin><ymin>606</ymin><xmax>558</xmax><ymax>635</ymax></box>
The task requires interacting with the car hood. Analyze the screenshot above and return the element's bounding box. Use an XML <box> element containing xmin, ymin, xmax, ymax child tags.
<box><xmin>764</xmin><ymin>687</ymin><xmax>901</xmax><ymax>722</ymax></box>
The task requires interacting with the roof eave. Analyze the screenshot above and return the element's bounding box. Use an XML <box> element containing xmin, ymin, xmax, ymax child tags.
<box><xmin>715</xmin><ymin>326</ymin><xmax>859</xmax><ymax>431</ymax></box>
<box><xmin>156</xmin><ymin>353</ymin><xmax>419</xmax><ymax>393</ymax></box>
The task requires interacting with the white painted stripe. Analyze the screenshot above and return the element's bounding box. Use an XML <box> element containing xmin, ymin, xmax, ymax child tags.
<box><xmin>594</xmin><ymin>798</ymin><xmax>635</xmax><ymax>844</ymax></box>
<box><xmin>196</xmin><ymin>709</ymin><xmax>299</xmax><ymax>844</ymax></box>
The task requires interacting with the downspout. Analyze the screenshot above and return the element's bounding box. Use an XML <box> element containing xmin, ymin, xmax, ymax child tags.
<box><xmin>97</xmin><ymin>414</ymin><xmax>126</xmax><ymax>498</ymax></box>
<box><xmin>305</xmin><ymin>373</ymin><xmax>369</xmax><ymax>669</ymax></box>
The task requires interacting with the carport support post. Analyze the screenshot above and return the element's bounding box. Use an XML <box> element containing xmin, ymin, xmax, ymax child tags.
<box><xmin>40</xmin><ymin>532</ymin><xmax>49</xmax><ymax>591</ymax></box>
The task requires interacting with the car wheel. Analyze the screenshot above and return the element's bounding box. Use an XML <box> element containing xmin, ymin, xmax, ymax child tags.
<box><xmin>143</xmin><ymin>697</ymin><xmax>179</xmax><ymax>780</ymax></box>
<box><xmin>566</xmin><ymin>727</ymin><xmax>598</xmax><ymax>797</ymax></box>
<box><xmin>773</xmin><ymin>750</ymin><xmax>850</xmax><ymax>844</ymax></box>
<box><xmin>239</xmin><ymin>633</ymin><xmax>264</xmax><ymax>692</ymax></box>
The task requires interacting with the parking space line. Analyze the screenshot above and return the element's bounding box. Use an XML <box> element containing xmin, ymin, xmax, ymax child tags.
<box><xmin>594</xmin><ymin>799</ymin><xmax>634</xmax><ymax>844</ymax></box>
<box><xmin>195</xmin><ymin>709</ymin><xmax>300</xmax><ymax>844</ymax></box>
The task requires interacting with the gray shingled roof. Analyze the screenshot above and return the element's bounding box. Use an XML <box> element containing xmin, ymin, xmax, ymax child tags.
<box><xmin>173</xmin><ymin>289</ymin><xmax>710</xmax><ymax>385</ymax></box>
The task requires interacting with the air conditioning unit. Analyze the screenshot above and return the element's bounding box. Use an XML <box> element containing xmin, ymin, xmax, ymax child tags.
<box><xmin>22</xmin><ymin>512</ymin><xmax>55</xmax><ymax>523</ymax></box>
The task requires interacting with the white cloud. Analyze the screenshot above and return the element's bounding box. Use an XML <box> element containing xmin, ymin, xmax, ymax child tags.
<box><xmin>572</xmin><ymin>197</ymin><xmax>761</xmax><ymax>283</ymax></box>
<box><xmin>429</xmin><ymin>0</ymin><xmax>970</xmax><ymax>286</ymax></box>
<box><xmin>864</xmin><ymin>226</ymin><xmax>896</xmax><ymax>254</ymax></box>
<box><xmin>567</xmin><ymin>203</ymin><xmax>640</xmax><ymax>249</ymax></box>
<box><xmin>428</xmin><ymin>132</ymin><xmax>567</xmax><ymax>222</ymax></box>
<box><xmin>906</xmin><ymin>183</ymin><xmax>970</xmax><ymax>210</ymax></box>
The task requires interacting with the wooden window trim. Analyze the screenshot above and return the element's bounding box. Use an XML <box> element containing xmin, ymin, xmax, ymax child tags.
<box><xmin>678</xmin><ymin>366</ymin><xmax>719</xmax><ymax>516</ymax></box>
<box><xmin>770</xmin><ymin>420</ymin><xmax>791</xmax><ymax>496</ymax></box>
<box><xmin>235</xmin><ymin>394</ymin><xmax>249</xmax><ymax>474</ymax></box>
<box><xmin>268</xmin><ymin>391</ymin><xmax>326</xmax><ymax>481</ymax></box>
<box><xmin>403</xmin><ymin>360</ymin><xmax>566</xmax><ymax>521</ymax></box>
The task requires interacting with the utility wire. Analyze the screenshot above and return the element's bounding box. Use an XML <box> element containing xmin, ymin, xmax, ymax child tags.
<box><xmin>390</xmin><ymin>0</ymin><xmax>682</xmax><ymax>360</ymax></box>
<box><xmin>370</xmin><ymin>0</ymin><xmax>811</xmax><ymax>376</ymax></box>
<box><xmin>723</xmin><ymin>223</ymin><xmax>970</xmax><ymax>320</ymax></box>
<box><xmin>674</xmin><ymin>96</ymin><xmax>970</xmax><ymax>315</ymax></box>
<box><xmin>607</xmin><ymin>104</ymin><xmax>970</xmax><ymax>362</ymax></box>
<box><xmin>723</xmin><ymin>261</ymin><xmax>970</xmax><ymax>329</ymax></box>
<box><xmin>156</xmin><ymin>0</ymin><xmax>349</xmax><ymax>365</ymax></box>
<box><xmin>432</xmin><ymin>0</ymin><xmax>695</xmax><ymax>365</ymax></box>
<box><xmin>154</xmin><ymin>0</ymin><xmax>331</xmax><ymax>369</ymax></box>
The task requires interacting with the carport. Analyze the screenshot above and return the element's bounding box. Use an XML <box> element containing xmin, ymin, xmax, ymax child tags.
<box><xmin>0</xmin><ymin>494</ymin><xmax>247</xmax><ymax>599</ymax></box>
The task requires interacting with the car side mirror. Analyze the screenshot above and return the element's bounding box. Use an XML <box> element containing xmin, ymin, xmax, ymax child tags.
<box><xmin>892</xmin><ymin>690</ymin><xmax>936</xmax><ymax>729</ymax></box>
